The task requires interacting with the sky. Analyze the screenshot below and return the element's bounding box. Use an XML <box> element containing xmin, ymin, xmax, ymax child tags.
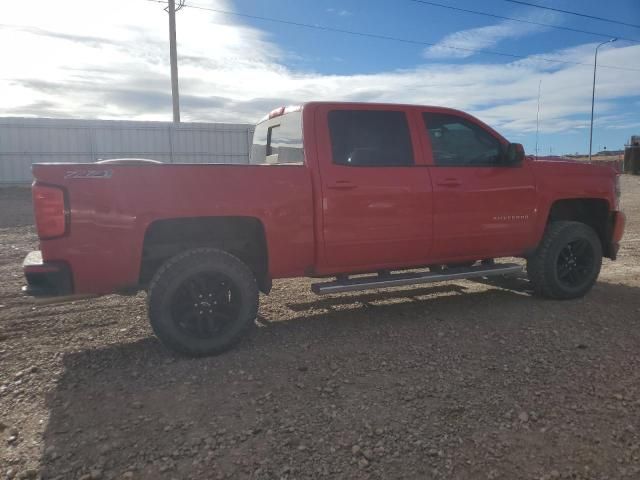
<box><xmin>1</xmin><ymin>0</ymin><xmax>640</xmax><ymax>155</ymax></box>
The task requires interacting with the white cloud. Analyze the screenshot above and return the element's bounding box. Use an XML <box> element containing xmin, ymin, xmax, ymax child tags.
<box><xmin>0</xmin><ymin>0</ymin><xmax>638</xmax><ymax>142</ymax></box>
<box><xmin>423</xmin><ymin>22</ymin><xmax>539</xmax><ymax>59</ymax></box>
<box><xmin>327</xmin><ymin>8</ymin><xmax>352</xmax><ymax>17</ymax></box>
<box><xmin>423</xmin><ymin>11</ymin><xmax>561</xmax><ymax>59</ymax></box>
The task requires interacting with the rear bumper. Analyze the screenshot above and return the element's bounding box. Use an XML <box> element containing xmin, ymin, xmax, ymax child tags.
<box><xmin>22</xmin><ymin>251</ymin><xmax>73</xmax><ymax>297</ymax></box>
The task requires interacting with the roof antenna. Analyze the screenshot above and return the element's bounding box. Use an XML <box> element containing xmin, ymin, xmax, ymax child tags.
<box><xmin>535</xmin><ymin>79</ymin><xmax>541</xmax><ymax>159</ymax></box>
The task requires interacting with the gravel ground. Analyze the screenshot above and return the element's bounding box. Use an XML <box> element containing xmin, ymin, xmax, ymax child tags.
<box><xmin>1</xmin><ymin>176</ymin><xmax>639</xmax><ymax>480</ymax></box>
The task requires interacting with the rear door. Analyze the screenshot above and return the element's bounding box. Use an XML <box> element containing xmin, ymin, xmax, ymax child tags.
<box><xmin>421</xmin><ymin>110</ymin><xmax>537</xmax><ymax>259</ymax></box>
<box><xmin>314</xmin><ymin>105</ymin><xmax>433</xmax><ymax>271</ymax></box>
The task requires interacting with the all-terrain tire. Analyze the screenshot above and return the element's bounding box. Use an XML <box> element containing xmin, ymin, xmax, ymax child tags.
<box><xmin>527</xmin><ymin>221</ymin><xmax>602</xmax><ymax>300</ymax></box>
<box><xmin>147</xmin><ymin>248</ymin><xmax>259</xmax><ymax>356</ymax></box>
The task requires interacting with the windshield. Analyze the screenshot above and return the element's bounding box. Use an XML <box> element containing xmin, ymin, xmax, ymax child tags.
<box><xmin>250</xmin><ymin>111</ymin><xmax>304</xmax><ymax>165</ymax></box>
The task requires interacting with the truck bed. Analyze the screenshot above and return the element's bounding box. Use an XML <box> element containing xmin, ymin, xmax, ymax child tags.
<box><xmin>32</xmin><ymin>163</ymin><xmax>315</xmax><ymax>294</ymax></box>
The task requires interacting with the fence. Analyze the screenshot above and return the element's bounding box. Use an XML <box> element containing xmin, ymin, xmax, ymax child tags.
<box><xmin>0</xmin><ymin>117</ymin><xmax>254</xmax><ymax>184</ymax></box>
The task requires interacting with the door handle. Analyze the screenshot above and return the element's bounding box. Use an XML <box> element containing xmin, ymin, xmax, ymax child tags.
<box><xmin>436</xmin><ymin>178</ymin><xmax>461</xmax><ymax>187</ymax></box>
<box><xmin>327</xmin><ymin>180</ymin><xmax>357</xmax><ymax>190</ymax></box>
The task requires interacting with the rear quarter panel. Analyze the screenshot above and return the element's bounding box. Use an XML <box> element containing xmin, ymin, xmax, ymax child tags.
<box><xmin>32</xmin><ymin>163</ymin><xmax>314</xmax><ymax>294</ymax></box>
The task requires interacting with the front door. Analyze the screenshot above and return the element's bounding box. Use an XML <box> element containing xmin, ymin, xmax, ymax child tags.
<box><xmin>315</xmin><ymin>105</ymin><xmax>433</xmax><ymax>271</ymax></box>
<box><xmin>421</xmin><ymin>110</ymin><xmax>537</xmax><ymax>260</ymax></box>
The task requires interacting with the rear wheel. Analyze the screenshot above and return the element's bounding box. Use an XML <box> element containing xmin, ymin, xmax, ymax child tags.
<box><xmin>527</xmin><ymin>221</ymin><xmax>602</xmax><ymax>299</ymax></box>
<box><xmin>147</xmin><ymin>248</ymin><xmax>258</xmax><ymax>356</ymax></box>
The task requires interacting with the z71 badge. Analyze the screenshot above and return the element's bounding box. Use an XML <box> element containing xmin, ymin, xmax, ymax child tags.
<box><xmin>64</xmin><ymin>170</ymin><xmax>113</xmax><ymax>179</ymax></box>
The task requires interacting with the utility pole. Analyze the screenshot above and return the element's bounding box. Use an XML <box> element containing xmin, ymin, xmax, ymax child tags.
<box><xmin>535</xmin><ymin>79</ymin><xmax>541</xmax><ymax>159</ymax></box>
<box><xmin>168</xmin><ymin>0</ymin><xmax>181</xmax><ymax>123</ymax></box>
<box><xmin>589</xmin><ymin>38</ymin><xmax>616</xmax><ymax>161</ymax></box>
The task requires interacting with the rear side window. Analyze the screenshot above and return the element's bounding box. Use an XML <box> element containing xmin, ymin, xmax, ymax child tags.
<box><xmin>422</xmin><ymin>112</ymin><xmax>502</xmax><ymax>166</ymax></box>
<box><xmin>328</xmin><ymin>110</ymin><xmax>414</xmax><ymax>166</ymax></box>
<box><xmin>250</xmin><ymin>111</ymin><xmax>304</xmax><ymax>164</ymax></box>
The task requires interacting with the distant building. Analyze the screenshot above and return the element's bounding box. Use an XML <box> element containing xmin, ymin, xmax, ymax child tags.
<box><xmin>625</xmin><ymin>135</ymin><xmax>640</xmax><ymax>174</ymax></box>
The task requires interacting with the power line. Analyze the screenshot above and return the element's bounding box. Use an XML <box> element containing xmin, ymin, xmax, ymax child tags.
<box><xmin>503</xmin><ymin>0</ymin><xmax>640</xmax><ymax>30</ymax></box>
<box><xmin>143</xmin><ymin>0</ymin><xmax>640</xmax><ymax>72</ymax></box>
<box><xmin>408</xmin><ymin>0</ymin><xmax>639</xmax><ymax>44</ymax></box>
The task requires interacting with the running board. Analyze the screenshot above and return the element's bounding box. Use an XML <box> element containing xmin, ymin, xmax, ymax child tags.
<box><xmin>311</xmin><ymin>263</ymin><xmax>523</xmax><ymax>295</ymax></box>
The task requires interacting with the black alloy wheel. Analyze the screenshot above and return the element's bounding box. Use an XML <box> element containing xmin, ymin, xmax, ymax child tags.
<box><xmin>556</xmin><ymin>238</ymin><xmax>595</xmax><ymax>289</ymax></box>
<box><xmin>170</xmin><ymin>272</ymin><xmax>240</xmax><ymax>340</ymax></box>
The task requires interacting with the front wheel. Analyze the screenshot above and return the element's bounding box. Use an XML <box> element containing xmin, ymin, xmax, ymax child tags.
<box><xmin>527</xmin><ymin>221</ymin><xmax>602</xmax><ymax>299</ymax></box>
<box><xmin>147</xmin><ymin>248</ymin><xmax>259</xmax><ymax>356</ymax></box>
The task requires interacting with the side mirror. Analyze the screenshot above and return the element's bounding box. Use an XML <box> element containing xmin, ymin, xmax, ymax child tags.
<box><xmin>505</xmin><ymin>143</ymin><xmax>525</xmax><ymax>165</ymax></box>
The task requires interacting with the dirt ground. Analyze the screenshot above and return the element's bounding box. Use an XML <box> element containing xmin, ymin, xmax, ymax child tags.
<box><xmin>1</xmin><ymin>177</ymin><xmax>640</xmax><ymax>480</ymax></box>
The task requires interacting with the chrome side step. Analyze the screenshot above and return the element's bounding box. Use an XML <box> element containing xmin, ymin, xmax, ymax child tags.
<box><xmin>311</xmin><ymin>263</ymin><xmax>523</xmax><ymax>295</ymax></box>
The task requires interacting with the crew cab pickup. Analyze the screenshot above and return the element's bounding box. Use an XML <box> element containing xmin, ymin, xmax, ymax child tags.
<box><xmin>23</xmin><ymin>102</ymin><xmax>626</xmax><ymax>356</ymax></box>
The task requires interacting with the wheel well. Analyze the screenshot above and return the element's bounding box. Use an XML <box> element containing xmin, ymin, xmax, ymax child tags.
<box><xmin>547</xmin><ymin>198</ymin><xmax>614</xmax><ymax>258</ymax></box>
<box><xmin>139</xmin><ymin>217</ymin><xmax>270</xmax><ymax>293</ymax></box>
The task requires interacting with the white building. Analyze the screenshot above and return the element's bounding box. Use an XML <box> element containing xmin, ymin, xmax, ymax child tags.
<box><xmin>0</xmin><ymin>117</ymin><xmax>254</xmax><ymax>184</ymax></box>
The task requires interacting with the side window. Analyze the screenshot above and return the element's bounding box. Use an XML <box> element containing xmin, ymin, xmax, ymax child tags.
<box><xmin>328</xmin><ymin>110</ymin><xmax>414</xmax><ymax>166</ymax></box>
<box><xmin>250</xmin><ymin>111</ymin><xmax>304</xmax><ymax>164</ymax></box>
<box><xmin>423</xmin><ymin>112</ymin><xmax>503</xmax><ymax>166</ymax></box>
<box><xmin>267</xmin><ymin>119</ymin><xmax>304</xmax><ymax>164</ymax></box>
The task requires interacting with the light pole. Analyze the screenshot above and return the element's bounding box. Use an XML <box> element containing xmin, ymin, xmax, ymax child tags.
<box><xmin>588</xmin><ymin>38</ymin><xmax>616</xmax><ymax>161</ymax></box>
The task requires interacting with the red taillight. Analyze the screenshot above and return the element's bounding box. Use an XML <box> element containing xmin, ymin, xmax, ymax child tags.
<box><xmin>268</xmin><ymin>106</ymin><xmax>285</xmax><ymax>119</ymax></box>
<box><xmin>33</xmin><ymin>184</ymin><xmax>68</xmax><ymax>239</ymax></box>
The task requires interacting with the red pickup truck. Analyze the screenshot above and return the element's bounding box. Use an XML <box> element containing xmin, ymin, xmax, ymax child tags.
<box><xmin>24</xmin><ymin>102</ymin><xmax>625</xmax><ymax>356</ymax></box>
